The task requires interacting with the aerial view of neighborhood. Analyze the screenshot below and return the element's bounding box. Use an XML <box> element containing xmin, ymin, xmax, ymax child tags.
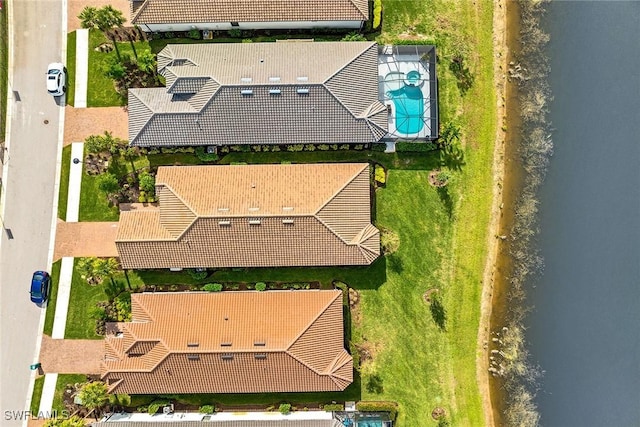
<box><xmin>2</xmin><ymin>0</ymin><xmax>638</xmax><ymax>427</ymax></box>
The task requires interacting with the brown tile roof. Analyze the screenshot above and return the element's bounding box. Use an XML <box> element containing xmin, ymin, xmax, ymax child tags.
<box><xmin>128</xmin><ymin>42</ymin><xmax>387</xmax><ymax>146</ymax></box>
<box><xmin>101</xmin><ymin>290</ymin><xmax>353</xmax><ymax>394</ymax></box>
<box><xmin>131</xmin><ymin>0</ymin><xmax>368</xmax><ymax>25</ymax></box>
<box><xmin>115</xmin><ymin>163</ymin><xmax>380</xmax><ymax>269</ymax></box>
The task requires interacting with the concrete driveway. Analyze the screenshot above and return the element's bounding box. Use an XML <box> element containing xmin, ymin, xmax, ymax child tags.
<box><xmin>39</xmin><ymin>336</ymin><xmax>103</xmax><ymax>375</ymax></box>
<box><xmin>54</xmin><ymin>220</ymin><xmax>119</xmax><ymax>260</ymax></box>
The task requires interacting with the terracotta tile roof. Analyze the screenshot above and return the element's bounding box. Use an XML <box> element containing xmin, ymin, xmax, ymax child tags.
<box><xmin>115</xmin><ymin>163</ymin><xmax>380</xmax><ymax>269</ymax></box>
<box><xmin>101</xmin><ymin>290</ymin><xmax>353</xmax><ymax>394</ymax></box>
<box><xmin>131</xmin><ymin>0</ymin><xmax>368</xmax><ymax>25</ymax></box>
<box><xmin>128</xmin><ymin>42</ymin><xmax>387</xmax><ymax>146</ymax></box>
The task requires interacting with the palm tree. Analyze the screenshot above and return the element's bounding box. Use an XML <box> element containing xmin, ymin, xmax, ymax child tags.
<box><xmin>79</xmin><ymin>6</ymin><xmax>126</xmax><ymax>60</ymax></box>
<box><xmin>136</xmin><ymin>50</ymin><xmax>157</xmax><ymax>82</ymax></box>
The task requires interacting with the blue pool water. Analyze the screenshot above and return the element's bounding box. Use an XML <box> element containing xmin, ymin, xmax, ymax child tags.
<box><xmin>386</xmin><ymin>72</ymin><xmax>425</xmax><ymax>135</ymax></box>
<box><xmin>356</xmin><ymin>418</ymin><xmax>383</xmax><ymax>427</ymax></box>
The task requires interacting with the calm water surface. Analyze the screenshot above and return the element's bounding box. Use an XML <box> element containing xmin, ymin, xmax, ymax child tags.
<box><xmin>527</xmin><ymin>2</ymin><xmax>640</xmax><ymax>426</ymax></box>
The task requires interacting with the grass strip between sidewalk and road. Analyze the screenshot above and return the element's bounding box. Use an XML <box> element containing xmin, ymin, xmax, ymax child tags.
<box><xmin>43</xmin><ymin>260</ymin><xmax>62</xmax><ymax>336</ymax></box>
<box><xmin>57</xmin><ymin>145</ymin><xmax>71</xmax><ymax>220</ymax></box>
<box><xmin>66</xmin><ymin>31</ymin><xmax>77</xmax><ymax>107</ymax></box>
<box><xmin>30</xmin><ymin>376</ymin><xmax>45</xmax><ymax>414</ymax></box>
<box><xmin>0</xmin><ymin>2</ymin><xmax>8</xmax><ymax>143</ymax></box>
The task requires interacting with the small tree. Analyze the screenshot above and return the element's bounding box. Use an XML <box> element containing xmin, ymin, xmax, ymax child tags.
<box><xmin>138</xmin><ymin>172</ymin><xmax>155</xmax><ymax>194</ymax></box>
<box><xmin>85</xmin><ymin>131</ymin><xmax>124</xmax><ymax>155</ymax></box>
<box><xmin>97</xmin><ymin>173</ymin><xmax>120</xmax><ymax>196</ymax></box>
<box><xmin>78</xmin><ymin>381</ymin><xmax>109</xmax><ymax>417</ymax></box>
<box><xmin>137</xmin><ymin>50</ymin><xmax>157</xmax><ymax>76</ymax></box>
<box><xmin>77</xmin><ymin>257</ymin><xmax>119</xmax><ymax>285</ymax></box>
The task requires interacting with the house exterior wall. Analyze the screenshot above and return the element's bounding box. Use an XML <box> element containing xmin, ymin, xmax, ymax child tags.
<box><xmin>140</xmin><ymin>20</ymin><xmax>362</xmax><ymax>32</ymax></box>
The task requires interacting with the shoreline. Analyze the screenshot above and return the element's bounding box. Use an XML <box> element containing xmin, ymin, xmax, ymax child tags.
<box><xmin>478</xmin><ymin>0</ymin><xmax>509</xmax><ymax>425</ymax></box>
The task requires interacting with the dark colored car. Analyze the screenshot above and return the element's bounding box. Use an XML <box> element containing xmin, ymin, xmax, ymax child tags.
<box><xmin>30</xmin><ymin>271</ymin><xmax>51</xmax><ymax>304</ymax></box>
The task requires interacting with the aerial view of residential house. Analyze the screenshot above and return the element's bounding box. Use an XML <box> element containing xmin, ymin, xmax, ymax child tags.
<box><xmin>130</xmin><ymin>0</ymin><xmax>369</xmax><ymax>32</ymax></box>
<box><xmin>102</xmin><ymin>290</ymin><xmax>353</xmax><ymax>394</ymax></box>
<box><xmin>115</xmin><ymin>163</ymin><xmax>380</xmax><ymax>269</ymax></box>
<box><xmin>128</xmin><ymin>41</ymin><xmax>388</xmax><ymax>148</ymax></box>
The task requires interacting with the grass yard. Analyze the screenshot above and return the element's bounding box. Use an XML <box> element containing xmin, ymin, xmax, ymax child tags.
<box><xmin>78</xmin><ymin>170</ymin><xmax>119</xmax><ymax>221</ymax></box>
<box><xmin>52</xmin><ymin>374</ymin><xmax>86</xmax><ymax>413</ymax></box>
<box><xmin>43</xmin><ymin>260</ymin><xmax>62</xmax><ymax>336</ymax></box>
<box><xmin>30</xmin><ymin>376</ymin><xmax>45</xmax><ymax>414</ymax></box>
<box><xmin>87</xmin><ymin>29</ymin><xmax>152</xmax><ymax>107</ymax></box>
<box><xmin>66</xmin><ymin>31</ymin><xmax>77</xmax><ymax>106</ymax></box>
<box><xmin>58</xmin><ymin>145</ymin><xmax>71</xmax><ymax>219</ymax></box>
<box><xmin>64</xmin><ymin>259</ymin><xmax>108</xmax><ymax>339</ymax></box>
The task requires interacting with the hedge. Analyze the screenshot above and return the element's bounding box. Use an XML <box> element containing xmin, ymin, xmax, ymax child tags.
<box><xmin>322</xmin><ymin>403</ymin><xmax>344</xmax><ymax>412</ymax></box>
<box><xmin>355</xmin><ymin>401</ymin><xmax>398</xmax><ymax>421</ymax></box>
<box><xmin>395</xmin><ymin>141</ymin><xmax>438</xmax><ymax>152</ymax></box>
<box><xmin>372</xmin><ymin>0</ymin><xmax>382</xmax><ymax>30</ymax></box>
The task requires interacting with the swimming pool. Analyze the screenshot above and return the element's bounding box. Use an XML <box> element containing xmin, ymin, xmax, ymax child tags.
<box><xmin>356</xmin><ymin>417</ymin><xmax>383</xmax><ymax>427</ymax></box>
<box><xmin>384</xmin><ymin>71</ymin><xmax>425</xmax><ymax>136</ymax></box>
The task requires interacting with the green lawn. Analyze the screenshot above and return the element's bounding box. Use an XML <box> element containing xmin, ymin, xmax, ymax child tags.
<box><xmin>52</xmin><ymin>374</ymin><xmax>86</xmax><ymax>413</ymax></box>
<box><xmin>58</xmin><ymin>145</ymin><xmax>71</xmax><ymax>220</ymax></box>
<box><xmin>0</xmin><ymin>2</ymin><xmax>7</xmax><ymax>143</ymax></box>
<box><xmin>87</xmin><ymin>29</ymin><xmax>152</xmax><ymax>107</ymax></box>
<box><xmin>78</xmin><ymin>169</ymin><xmax>120</xmax><ymax>221</ymax></box>
<box><xmin>43</xmin><ymin>260</ymin><xmax>62</xmax><ymax>336</ymax></box>
<box><xmin>30</xmin><ymin>377</ymin><xmax>45</xmax><ymax>414</ymax></box>
<box><xmin>66</xmin><ymin>31</ymin><xmax>77</xmax><ymax>106</ymax></box>
<box><xmin>64</xmin><ymin>259</ymin><xmax>108</xmax><ymax>339</ymax></box>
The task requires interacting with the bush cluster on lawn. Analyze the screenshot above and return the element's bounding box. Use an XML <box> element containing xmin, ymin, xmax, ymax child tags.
<box><xmin>279</xmin><ymin>403</ymin><xmax>292</xmax><ymax>415</ymax></box>
<box><xmin>372</xmin><ymin>0</ymin><xmax>383</xmax><ymax>30</ymax></box>
<box><xmin>255</xmin><ymin>282</ymin><xmax>267</xmax><ymax>291</ymax></box>
<box><xmin>203</xmin><ymin>283</ymin><xmax>223</xmax><ymax>292</ymax></box>
<box><xmin>199</xmin><ymin>404</ymin><xmax>216</xmax><ymax>414</ymax></box>
<box><xmin>374</xmin><ymin>165</ymin><xmax>386</xmax><ymax>186</ymax></box>
<box><xmin>322</xmin><ymin>403</ymin><xmax>344</xmax><ymax>411</ymax></box>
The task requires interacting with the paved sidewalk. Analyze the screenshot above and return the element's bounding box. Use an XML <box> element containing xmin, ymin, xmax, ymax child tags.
<box><xmin>54</xmin><ymin>221</ymin><xmax>119</xmax><ymax>260</ymax></box>
<box><xmin>63</xmin><ymin>106</ymin><xmax>128</xmax><ymax>146</ymax></box>
<box><xmin>74</xmin><ymin>29</ymin><xmax>88</xmax><ymax>108</ymax></box>
<box><xmin>37</xmin><ymin>374</ymin><xmax>58</xmax><ymax>417</ymax></box>
<box><xmin>51</xmin><ymin>257</ymin><xmax>74</xmax><ymax>339</ymax></box>
<box><xmin>66</xmin><ymin>142</ymin><xmax>84</xmax><ymax>221</ymax></box>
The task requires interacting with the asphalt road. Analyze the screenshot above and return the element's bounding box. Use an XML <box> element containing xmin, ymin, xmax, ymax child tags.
<box><xmin>0</xmin><ymin>0</ymin><xmax>64</xmax><ymax>424</ymax></box>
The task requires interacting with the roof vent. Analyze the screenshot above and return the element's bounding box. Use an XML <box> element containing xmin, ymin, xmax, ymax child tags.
<box><xmin>248</xmin><ymin>219</ymin><xmax>261</xmax><ymax>226</ymax></box>
<box><xmin>187</xmin><ymin>354</ymin><xmax>200</xmax><ymax>361</ymax></box>
<box><xmin>218</xmin><ymin>220</ymin><xmax>231</xmax><ymax>226</ymax></box>
<box><xmin>241</xmin><ymin>89</ymin><xmax>253</xmax><ymax>96</ymax></box>
<box><xmin>282</xmin><ymin>219</ymin><xmax>294</xmax><ymax>225</ymax></box>
<box><xmin>221</xmin><ymin>354</ymin><xmax>234</xmax><ymax>360</ymax></box>
<box><xmin>220</xmin><ymin>342</ymin><xmax>232</xmax><ymax>347</ymax></box>
<box><xmin>255</xmin><ymin>353</ymin><xmax>267</xmax><ymax>360</ymax></box>
<box><xmin>269</xmin><ymin>89</ymin><xmax>281</xmax><ymax>95</ymax></box>
<box><xmin>240</xmin><ymin>77</ymin><xmax>252</xmax><ymax>83</ymax></box>
<box><xmin>269</xmin><ymin>77</ymin><xmax>281</xmax><ymax>82</ymax></box>
<box><xmin>254</xmin><ymin>341</ymin><xmax>266</xmax><ymax>346</ymax></box>
<box><xmin>297</xmin><ymin>76</ymin><xmax>308</xmax><ymax>82</ymax></box>
<box><xmin>296</xmin><ymin>88</ymin><xmax>310</xmax><ymax>95</ymax></box>
<box><xmin>187</xmin><ymin>342</ymin><xmax>199</xmax><ymax>348</ymax></box>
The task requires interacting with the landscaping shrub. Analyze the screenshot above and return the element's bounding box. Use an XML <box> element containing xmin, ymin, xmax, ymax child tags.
<box><xmin>371</xmin><ymin>143</ymin><xmax>387</xmax><ymax>152</ymax></box>
<box><xmin>317</xmin><ymin>144</ymin><xmax>330</xmax><ymax>151</ymax></box>
<box><xmin>286</xmin><ymin>144</ymin><xmax>304</xmax><ymax>152</ymax></box>
<box><xmin>355</xmin><ymin>401</ymin><xmax>398</xmax><ymax>421</ymax></box>
<box><xmin>109</xmin><ymin>393</ymin><xmax>131</xmax><ymax>407</ymax></box>
<box><xmin>188</xmin><ymin>29</ymin><xmax>201</xmax><ymax>39</ymax></box>
<box><xmin>279</xmin><ymin>403</ymin><xmax>292</xmax><ymax>415</ymax></box>
<box><xmin>374</xmin><ymin>165</ymin><xmax>386</xmax><ymax>185</ymax></box>
<box><xmin>203</xmin><ymin>283</ymin><xmax>223</xmax><ymax>292</ymax></box>
<box><xmin>187</xmin><ymin>269</ymin><xmax>208</xmax><ymax>280</ymax></box>
<box><xmin>342</xmin><ymin>32</ymin><xmax>367</xmax><ymax>41</ymax></box>
<box><xmin>322</xmin><ymin>403</ymin><xmax>344</xmax><ymax>412</ymax></box>
<box><xmin>395</xmin><ymin>141</ymin><xmax>438</xmax><ymax>152</ymax></box>
<box><xmin>199</xmin><ymin>405</ymin><xmax>215</xmax><ymax>414</ymax></box>
<box><xmin>372</xmin><ymin>0</ymin><xmax>382</xmax><ymax>30</ymax></box>
<box><xmin>195</xmin><ymin>146</ymin><xmax>219</xmax><ymax>162</ymax></box>
<box><xmin>147</xmin><ymin>400</ymin><xmax>169</xmax><ymax>415</ymax></box>
<box><xmin>228</xmin><ymin>28</ymin><xmax>242</xmax><ymax>38</ymax></box>
<box><xmin>303</xmin><ymin>144</ymin><xmax>316</xmax><ymax>151</ymax></box>
<box><xmin>380</xmin><ymin>228</ymin><xmax>400</xmax><ymax>255</ymax></box>
<box><xmin>138</xmin><ymin>172</ymin><xmax>155</xmax><ymax>194</ymax></box>
<box><xmin>255</xmin><ymin>282</ymin><xmax>267</xmax><ymax>291</ymax></box>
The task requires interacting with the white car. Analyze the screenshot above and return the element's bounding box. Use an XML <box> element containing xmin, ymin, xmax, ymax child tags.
<box><xmin>46</xmin><ymin>63</ymin><xmax>67</xmax><ymax>96</ymax></box>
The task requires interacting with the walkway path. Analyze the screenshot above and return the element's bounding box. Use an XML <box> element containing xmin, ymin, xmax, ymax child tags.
<box><xmin>74</xmin><ymin>29</ymin><xmax>88</xmax><ymax>108</ymax></box>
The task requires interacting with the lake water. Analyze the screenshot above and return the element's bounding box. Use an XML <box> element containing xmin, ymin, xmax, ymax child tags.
<box><xmin>527</xmin><ymin>1</ymin><xmax>640</xmax><ymax>426</ymax></box>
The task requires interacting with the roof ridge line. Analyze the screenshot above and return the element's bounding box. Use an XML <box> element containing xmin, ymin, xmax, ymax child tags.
<box><xmin>156</xmin><ymin>183</ymin><xmax>199</xmax><ymax>240</ymax></box>
<box><xmin>323</xmin><ymin>42</ymin><xmax>376</xmax><ymax>117</ymax></box>
<box><xmin>349</xmin><ymin>0</ymin><xmax>369</xmax><ymax>19</ymax></box>
<box><xmin>314</xmin><ymin>164</ymin><xmax>369</xmax><ymax>244</ymax></box>
<box><xmin>286</xmin><ymin>290</ymin><xmax>342</xmax><ymax>375</ymax></box>
<box><xmin>130</xmin><ymin>0</ymin><xmax>151</xmax><ymax>24</ymax></box>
